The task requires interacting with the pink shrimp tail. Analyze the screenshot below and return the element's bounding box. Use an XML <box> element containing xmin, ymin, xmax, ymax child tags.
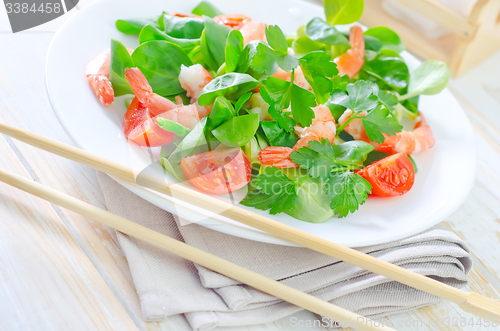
<box><xmin>334</xmin><ymin>25</ymin><xmax>365</xmax><ymax>78</ymax></box>
<box><xmin>258</xmin><ymin>147</ymin><xmax>298</xmax><ymax>168</ymax></box>
<box><xmin>125</xmin><ymin>68</ymin><xmax>153</xmax><ymax>103</ymax></box>
<box><xmin>125</xmin><ymin>67</ymin><xmax>177</xmax><ymax>117</ymax></box>
<box><xmin>376</xmin><ymin>113</ymin><xmax>434</xmax><ymax>154</ymax></box>
<box><xmin>87</xmin><ymin>74</ymin><xmax>114</xmax><ymax>106</ymax></box>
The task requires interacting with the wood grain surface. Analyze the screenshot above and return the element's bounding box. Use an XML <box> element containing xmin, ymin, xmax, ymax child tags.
<box><xmin>1</xmin><ymin>0</ymin><xmax>500</xmax><ymax>330</ymax></box>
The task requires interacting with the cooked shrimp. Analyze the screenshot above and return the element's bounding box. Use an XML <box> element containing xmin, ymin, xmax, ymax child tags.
<box><xmin>258</xmin><ymin>105</ymin><xmax>336</xmax><ymax>168</ymax></box>
<box><xmin>376</xmin><ymin>113</ymin><xmax>434</xmax><ymax>154</ymax></box>
<box><xmin>294</xmin><ymin>105</ymin><xmax>336</xmax><ymax>151</ymax></box>
<box><xmin>158</xmin><ymin>104</ymin><xmax>200</xmax><ymax>130</ymax></box>
<box><xmin>340</xmin><ymin>110</ymin><xmax>371</xmax><ymax>142</ymax></box>
<box><xmin>214</xmin><ymin>14</ymin><xmax>251</xmax><ymax>30</ymax></box>
<box><xmin>272</xmin><ymin>67</ymin><xmax>312</xmax><ymax>91</ymax></box>
<box><xmin>240</xmin><ymin>21</ymin><xmax>267</xmax><ymax>45</ymax></box>
<box><xmin>178</xmin><ymin>64</ymin><xmax>213</xmax><ymax>118</ymax></box>
<box><xmin>259</xmin><ymin>147</ymin><xmax>297</xmax><ymax>168</ymax></box>
<box><xmin>86</xmin><ymin>48</ymin><xmax>132</xmax><ymax>106</ymax></box>
<box><xmin>125</xmin><ymin>67</ymin><xmax>178</xmax><ymax>117</ymax></box>
<box><xmin>334</xmin><ymin>25</ymin><xmax>364</xmax><ymax>79</ymax></box>
<box><xmin>340</xmin><ymin>110</ymin><xmax>434</xmax><ymax>154</ymax></box>
<box><xmin>179</xmin><ymin>64</ymin><xmax>212</xmax><ymax>102</ymax></box>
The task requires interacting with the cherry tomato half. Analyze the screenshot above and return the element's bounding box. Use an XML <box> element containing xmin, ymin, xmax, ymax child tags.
<box><xmin>123</xmin><ymin>97</ymin><xmax>175</xmax><ymax>147</ymax></box>
<box><xmin>357</xmin><ymin>153</ymin><xmax>415</xmax><ymax>197</ymax></box>
<box><xmin>213</xmin><ymin>14</ymin><xmax>251</xmax><ymax>30</ymax></box>
<box><xmin>181</xmin><ymin>148</ymin><xmax>252</xmax><ymax>195</ymax></box>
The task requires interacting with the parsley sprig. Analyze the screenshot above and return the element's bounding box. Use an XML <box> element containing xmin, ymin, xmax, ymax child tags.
<box><xmin>260</xmin><ymin>71</ymin><xmax>317</xmax><ymax>130</ymax></box>
<box><xmin>290</xmin><ymin>139</ymin><xmax>374</xmax><ymax>179</ymax></box>
<box><xmin>330</xmin><ymin>81</ymin><xmax>403</xmax><ymax>143</ymax></box>
<box><xmin>241</xmin><ymin>167</ymin><xmax>298</xmax><ymax>215</ymax></box>
<box><xmin>290</xmin><ymin>139</ymin><xmax>374</xmax><ymax>217</ymax></box>
<box><xmin>251</xmin><ymin>25</ymin><xmax>299</xmax><ymax>75</ymax></box>
<box><xmin>327</xmin><ymin>171</ymin><xmax>372</xmax><ymax>218</ymax></box>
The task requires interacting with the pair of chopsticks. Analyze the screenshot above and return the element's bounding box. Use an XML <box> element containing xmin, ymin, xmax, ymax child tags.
<box><xmin>1</xmin><ymin>121</ymin><xmax>499</xmax><ymax>325</ymax></box>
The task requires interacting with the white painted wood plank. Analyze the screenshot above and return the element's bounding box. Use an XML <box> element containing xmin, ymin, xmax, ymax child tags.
<box><xmin>0</xmin><ymin>134</ymin><xmax>140</xmax><ymax>331</ymax></box>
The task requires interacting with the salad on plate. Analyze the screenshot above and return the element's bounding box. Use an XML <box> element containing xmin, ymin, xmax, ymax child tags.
<box><xmin>85</xmin><ymin>0</ymin><xmax>450</xmax><ymax>223</ymax></box>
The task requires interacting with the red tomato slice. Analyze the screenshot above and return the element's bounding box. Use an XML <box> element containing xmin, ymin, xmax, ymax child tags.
<box><xmin>357</xmin><ymin>153</ymin><xmax>415</xmax><ymax>197</ymax></box>
<box><xmin>181</xmin><ymin>148</ymin><xmax>252</xmax><ymax>195</ymax></box>
<box><xmin>213</xmin><ymin>14</ymin><xmax>251</xmax><ymax>30</ymax></box>
<box><xmin>123</xmin><ymin>97</ymin><xmax>175</xmax><ymax>147</ymax></box>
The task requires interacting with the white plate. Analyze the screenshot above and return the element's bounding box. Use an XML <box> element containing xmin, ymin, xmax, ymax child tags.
<box><xmin>46</xmin><ymin>0</ymin><xmax>476</xmax><ymax>247</ymax></box>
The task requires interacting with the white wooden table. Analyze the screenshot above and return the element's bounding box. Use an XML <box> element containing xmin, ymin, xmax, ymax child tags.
<box><xmin>1</xmin><ymin>1</ymin><xmax>500</xmax><ymax>330</ymax></box>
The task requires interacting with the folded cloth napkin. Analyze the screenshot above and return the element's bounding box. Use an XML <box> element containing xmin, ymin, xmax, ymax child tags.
<box><xmin>97</xmin><ymin>172</ymin><xmax>472</xmax><ymax>330</ymax></box>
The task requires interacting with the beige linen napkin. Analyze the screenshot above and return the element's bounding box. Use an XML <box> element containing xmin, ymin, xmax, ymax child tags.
<box><xmin>97</xmin><ymin>172</ymin><xmax>472</xmax><ymax>330</ymax></box>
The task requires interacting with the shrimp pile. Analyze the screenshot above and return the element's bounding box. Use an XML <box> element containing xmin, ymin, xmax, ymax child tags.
<box><xmin>258</xmin><ymin>105</ymin><xmax>336</xmax><ymax>168</ymax></box>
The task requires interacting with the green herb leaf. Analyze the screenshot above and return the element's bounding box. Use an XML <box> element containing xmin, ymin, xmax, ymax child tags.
<box><xmin>291</xmin><ymin>84</ymin><xmax>316</xmax><ymax>127</ymax></box>
<box><xmin>363</xmin><ymin>150</ymin><xmax>391</xmax><ymax>167</ymax></box>
<box><xmin>138</xmin><ymin>25</ymin><xmax>200</xmax><ymax>53</ymax></box>
<box><xmin>260</xmin><ymin>77</ymin><xmax>293</xmax><ymax>112</ymax></box>
<box><xmin>132</xmin><ymin>40</ymin><xmax>193</xmax><ymax>97</ymax></box>
<box><xmin>163</xmin><ymin>15</ymin><xmax>205</xmax><ymax>39</ymax></box>
<box><xmin>198</xmin><ymin>73</ymin><xmax>261</xmax><ymax>106</ymax></box>
<box><xmin>299</xmin><ymin>51</ymin><xmax>338</xmax><ymax>104</ymax></box>
<box><xmin>329</xmin><ymin>81</ymin><xmax>380</xmax><ymax>111</ymax></box>
<box><xmin>363</xmin><ymin>35</ymin><xmax>383</xmax><ymax>52</ymax></box>
<box><xmin>241</xmin><ymin>167</ymin><xmax>298</xmax><ymax>215</ymax></box>
<box><xmin>304</xmin><ymin>18</ymin><xmax>350</xmax><ymax>46</ymax></box>
<box><xmin>292</xmin><ymin>36</ymin><xmax>325</xmax><ymax>56</ymax></box>
<box><xmin>201</xmin><ymin>16</ymin><xmax>232</xmax><ymax>71</ymax></box>
<box><xmin>362</xmin><ymin>50</ymin><xmax>409</xmax><ymax>90</ymax></box>
<box><xmin>212</xmin><ymin>113</ymin><xmax>260</xmax><ymax>146</ymax></box>
<box><xmin>290</xmin><ymin>139</ymin><xmax>374</xmax><ymax>179</ymax></box>
<box><xmin>361</xmin><ymin>106</ymin><xmax>403</xmax><ymax>143</ymax></box>
<box><xmin>205</xmin><ymin>96</ymin><xmax>237</xmax><ymax>132</ymax></box>
<box><xmin>168</xmin><ymin>117</ymin><xmax>208</xmax><ymax>164</ymax></box>
<box><xmin>326</xmin><ymin>171</ymin><xmax>371</xmax><ymax>218</ymax></box>
<box><xmin>324</xmin><ymin>0</ymin><xmax>364</xmax><ymax>26</ymax></box>
<box><xmin>236</xmin><ymin>40</ymin><xmax>264</xmax><ymax>74</ymax></box>
<box><xmin>192</xmin><ymin>1</ymin><xmax>223</xmax><ymax>18</ymax></box>
<box><xmin>156</xmin><ymin>118</ymin><xmax>191</xmax><ymax>136</ymax></box>
<box><xmin>260</xmin><ymin>85</ymin><xmax>296</xmax><ymax>133</ymax></box>
<box><xmin>377</xmin><ymin>90</ymin><xmax>398</xmax><ymax>112</ymax></box>
<box><xmin>234</xmin><ymin>92</ymin><xmax>252</xmax><ymax>112</ymax></box>
<box><xmin>364</xmin><ymin>27</ymin><xmax>404</xmax><ymax>53</ymax></box>
<box><xmin>251</xmin><ymin>25</ymin><xmax>299</xmax><ymax>75</ymax></box>
<box><xmin>116</xmin><ymin>16</ymin><xmax>160</xmax><ymax>34</ymax></box>
<box><xmin>160</xmin><ymin>156</ymin><xmax>188</xmax><ymax>181</ymax></box>
<box><xmin>109</xmin><ymin>39</ymin><xmax>135</xmax><ymax>97</ymax></box>
<box><xmin>402</xmin><ymin>60</ymin><xmax>449</xmax><ymax>100</ymax></box>
<box><xmin>225</xmin><ymin>29</ymin><xmax>244</xmax><ymax>73</ymax></box>
<box><xmin>285</xmin><ymin>176</ymin><xmax>334</xmax><ymax>223</ymax></box>
<box><xmin>260</xmin><ymin>121</ymin><xmax>299</xmax><ymax>148</ymax></box>
<box><xmin>266</xmin><ymin>25</ymin><xmax>289</xmax><ymax>54</ymax></box>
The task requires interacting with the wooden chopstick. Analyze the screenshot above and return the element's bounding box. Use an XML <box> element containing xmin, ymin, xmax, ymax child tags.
<box><xmin>0</xmin><ymin>168</ymin><xmax>391</xmax><ymax>331</ymax></box>
<box><xmin>1</xmin><ymin>121</ymin><xmax>499</xmax><ymax>319</ymax></box>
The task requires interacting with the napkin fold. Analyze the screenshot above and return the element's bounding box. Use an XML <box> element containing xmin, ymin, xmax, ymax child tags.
<box><xmin>97</xmin><ymin>173</ymin><xmax>472</xmax><ymax>331</ymax></box>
